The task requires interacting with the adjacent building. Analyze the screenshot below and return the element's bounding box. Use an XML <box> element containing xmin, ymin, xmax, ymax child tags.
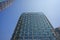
<box><xmin>0</xmin><ymin>0</ymin><xmax>14</xmax><ymax>11</ymax></box>
<box><xmin>11</xmin><ymin>12</ymin><xmax>57</xmax><ymax>40</ymax></box>
<box><xmin>55</xmin><ymin>27</ymin><xmax>60</xmax><ymax>40</ymax></box>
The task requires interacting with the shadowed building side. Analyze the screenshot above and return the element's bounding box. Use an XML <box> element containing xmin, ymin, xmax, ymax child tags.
<box><xmin>11</xmin><ymin>12</ymin><xmax>57</xmax><ymax>40</ymax></box>
<box><xmin>0</xmin><ymin>0</ymin><xmax>14</xmax><ymax>11</ymax></box>
<box><xmin>55</xmin><ymin>27</ymin><xmax>60</xmax><ymax>40</ymax></box>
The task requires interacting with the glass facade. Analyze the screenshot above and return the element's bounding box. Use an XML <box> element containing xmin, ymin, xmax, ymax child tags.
<box><xmin>11</xmin><ymin>12</ymin><xmax>56</xmax><ymax>40</ymax></box>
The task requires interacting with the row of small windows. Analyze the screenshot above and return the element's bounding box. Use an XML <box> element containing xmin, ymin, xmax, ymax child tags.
<box><xmin>17</xmin><ymin>36</ymin><xmax>56</xmax><ymax>40</ymax></box>
<box><xmin>20</xmin><ymin>25</ymin><xmax>52</xmax><ymax>32</ymax></box>
<box><xmin>19</xmin><ymin>33</ymin><xmax>53</xmax><ymax>36</ymax></box>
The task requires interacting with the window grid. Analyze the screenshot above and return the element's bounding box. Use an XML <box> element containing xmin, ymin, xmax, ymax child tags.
<box><xmin>12</xmin><ymin>13</ymin><xmax>56</xmax><ymax>40</ymax></box>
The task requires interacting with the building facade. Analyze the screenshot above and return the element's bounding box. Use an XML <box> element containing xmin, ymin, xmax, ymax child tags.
<box><xmin>11</xmin><ymin>12</ymin><xmax>56</xmax><ymax>40</ymax></box>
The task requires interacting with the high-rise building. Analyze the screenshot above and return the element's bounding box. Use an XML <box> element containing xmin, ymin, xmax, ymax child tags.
<box><xmin>11</xmin><ymin>12</ymin><xmax>56</xmax><ymax>40</ymax></box>
<box><xmin>0</xmin><ymin>0</ymin><xmax>14</xmax><ymax>11</ymax></box>
<box><xmin>55</xmin><ymin>27</ymin><xmax>60</xmax><ymax>40</ymax></box>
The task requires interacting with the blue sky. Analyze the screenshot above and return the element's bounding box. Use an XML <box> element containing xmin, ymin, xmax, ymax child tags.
<box><xmin>0</xmin><ymin>0</ymin><xmax>60</xmax><ymax>40</ymax></box>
